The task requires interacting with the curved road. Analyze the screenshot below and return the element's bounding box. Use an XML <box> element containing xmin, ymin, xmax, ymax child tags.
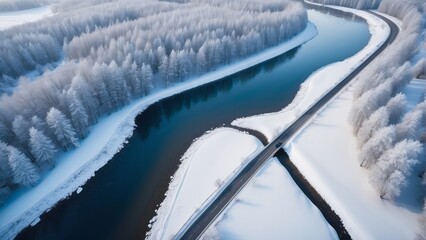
<box><xmin>176</xmin><ymin>7</ymin><xmax>399</xmax><ymax>240</ymax></box>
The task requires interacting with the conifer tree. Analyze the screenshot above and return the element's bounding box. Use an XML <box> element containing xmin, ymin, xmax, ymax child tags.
<box><xmin>8</xmin><ymin>147</ymin><xmax>40</xmax><ymax>187</ymax></box>
<box><xmin>46</xmin><ymin>108</ymin><xmax>79</xmax><ymax>151</ymax></box>
<box><xmin>29</xmin><ymin>127</ymin><xmax>57</xmax><ymax>167</ymax></box>
<box><xmin>370</xmin><ymin>139</ymin><xmax>422</xmax><ymax>199</ymax></box>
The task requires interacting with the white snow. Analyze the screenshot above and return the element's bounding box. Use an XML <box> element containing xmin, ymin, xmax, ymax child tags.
<box><xmin>202</xmin><ymin>158</ymin><xmax>338</xmax><ymax>240</ymax></box>
<box><xmin>233</xmin><ymin>7</ymin><xmax>390</xmax><ymax>142</ymax></box>
<box><xmin>147</xmin><ymin>128</ymin><xmax>264</xmax><ymax>239</ymax></box>
<box><xmin>230</xmin><ymin>5</ymin><xmax>422</xmax><ymax>240</ymax></box>
<box><xmin>76</xmin><ymin>187</ymin><xmax>83</xmax><ymax>194</ymax></box>
<box><xmin>0</xmin><ymin>22</ymin><xmax>317</xmax><ymax>240</ymax></box>
<box><xmin>285</xmin><ymin>84</ymin><xmax>422</xmax><ymax>239</ymax></box>
<box><xmin>0</xmin><ymin>6</ymin><xmax>52</xmax><ymax>30</ymax></box>
<box><xmin>372</xmin><ymin>10</ymin><xmax>403</xmax><ymax>30</ymax></box>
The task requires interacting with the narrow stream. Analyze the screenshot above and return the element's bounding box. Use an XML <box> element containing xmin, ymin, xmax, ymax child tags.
<box><xmin>17</xmin><ymin>6</ymin><xmax>370</xmax><ymax>240</ymax></box>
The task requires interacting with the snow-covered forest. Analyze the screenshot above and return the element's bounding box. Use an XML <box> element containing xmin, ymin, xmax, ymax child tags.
<box><xmin>345</xmin><ymin>0</ymin><xmax>426</xmax><ymax>237</ymax></box>
<box><xmin>0</xmin><ymin>0</ymin><xmax>308</xmax><ymax>203</ymax></box>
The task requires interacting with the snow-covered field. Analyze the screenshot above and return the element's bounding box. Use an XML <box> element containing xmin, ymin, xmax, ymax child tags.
<box><xmin>232</xmin><ymin>6</ymin><xmax>390</xmax><ymax>142</ymax></box>
<box><xmin>147</xmin><ymin>128</ymin><xmax>263</xmax><ymax>239</ymax></box>
<box><xmin>0</xmin><ymin>23</ymin><xmax>317</xmax><ymax>240</ymax></box>
<box><xmin>202</xmin><ymin>158</ymin><xmax>338</xmax><ymax>240</ymax></box>
<box><xmin>0</xmin><ymin>6</ymin><xmax>52</xmax><ymax>30</ymax></box>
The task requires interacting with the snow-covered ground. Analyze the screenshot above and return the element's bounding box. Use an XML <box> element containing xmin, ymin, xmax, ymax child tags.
<box><xmin>232</xmin><ymin>6</ymin><xmax>390</xmax><ymax>142</ymax></box>
<box><xmin>285</xmin><ymin>82</ymin><xmax>423</xmax><ymax>239</ymax></box>
<box><xmin>202</xmin><ymin>158</ymin><xmax>338</xmax><ymax>240</ymax></box>
<box><xmin>0</xmin><ymin>23</ymin><xmax>317</xmax><ymax>240</ymax></box>
<box><xmin>0</xmin><ymin>6</ymin><xmax>52</xmax><ymax>30</ymax></box>
<box><xmin>147</xmin><ymin>128</ymin><xmax>263</xmax><ymax>239</ymax></box>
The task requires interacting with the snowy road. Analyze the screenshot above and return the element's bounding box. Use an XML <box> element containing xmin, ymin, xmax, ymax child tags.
<box><xmin>176</xmin><ymin>9</ymin><xmax>399</xmax><ymax>240</ymax></box>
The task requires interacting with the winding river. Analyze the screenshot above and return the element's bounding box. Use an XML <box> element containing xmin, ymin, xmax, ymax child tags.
<box><xmin>17</xmin><ymin>6</ymin><xmax>370</xmax><ymax>240</ymax></box>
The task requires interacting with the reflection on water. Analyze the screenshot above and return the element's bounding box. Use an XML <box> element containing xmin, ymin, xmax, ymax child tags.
<box><xmin>136</xmin><ymin>48</ymin><xmax>300</xmax><ymax>140</ymax></box>
<box><xmin>304</xmin><ymin>2</ymin><xmax>363</xmax><ymax>21</ymax></box>
<box><xmin>17</xmin><ymin>8</ymin><xmax>371</xmax><ymax>240</ymax></box>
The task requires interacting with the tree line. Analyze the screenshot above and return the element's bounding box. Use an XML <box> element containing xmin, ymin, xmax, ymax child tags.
<box><xmin>311</xmin><ymin>0</ymin><xmax>426</xmax><ymax>236</ymax></box>
<box><xmin>0</xmin><ymin>0</ymin><xmax>308</xmax><ymax>204</ymax></box>
<box><xmin>349</xmin><ymin>0</ymin><xmax>425</xmax><ymax>200</ymax></box>
<box><xmin>346</xmin><ymin>0</ymin><xmax>426</xmax><ymax>237</ymax></box>
<box><xmin>0</xmin><ymin>0</ymin><xmax>183</xmax><ymax>90</ymax></box>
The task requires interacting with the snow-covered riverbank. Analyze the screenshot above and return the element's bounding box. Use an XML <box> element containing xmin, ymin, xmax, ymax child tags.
<box><xmin>0</xmin><ymin>23</ymin><xmax>317</xmax><ymax>240</ymax></box>
<box><xmin>147</xmin><ymin>128</ymin><xmax>264</xmax><ymax>239</ymax></box>
<box><xmin>0</xmin><ymin>6</ymin><xmax>52</xmax><ymax>30</ymax></box>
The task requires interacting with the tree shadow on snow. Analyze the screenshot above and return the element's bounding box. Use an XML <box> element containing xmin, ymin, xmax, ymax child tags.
<box><xmin>393</xmin><ymin>164</ymin><xmax>425</xmax><ymax>213</ymax></box>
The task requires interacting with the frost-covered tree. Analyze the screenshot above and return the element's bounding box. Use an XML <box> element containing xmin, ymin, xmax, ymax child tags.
<box><xmin>385</xmin><ymin>93</ymin><xmax>407</xmax><ymax>124</ymax></box>
<box><xmin>0</xmin><ymin>141</ymin><xmax>12</xmax><ymax>185</ymax></box>
<box><xmin>12</xmin><ymin>115</ymin><xmax>31</xmax><ymax>145</ymax></box>
<box><xmin>107</xmin><ymin>61</ymin><xmax>130</xmax><ymax>110</ymax></box>
<box><xmin>70</xmin><ymin>74</ymin><xmax>98</xmax><ymax>124</ymax></box>
<box><xmin>370</xmin><ymin>139</ymin><xmax>422</xmax><ymax>199</ymax></box>
<box><xmin>31</xmin><ymin>115</ymin><xmax>47</xmax><ymax>132</ymax></box>
<box><xmin>140</xmin><ymin>63</ymin><xmax>153</xmax><ymax>95</ymax></box>
<box><xmin>46</xmin><ymin>108</ymin><xmax>79</xmax><ymax>151</ymax></box>
<box><xmin>359</xmin><ymin>126</ymin><xmax>395</xmax><ymax>168</ymax></box>
<box><xmin>379</xmin><ymin>0</ymin><xmax>426</xmax><ymax>24</ymax></box>
<box><xmin>415</xmin><ymin>98</ymin><xmax>426</xmax><ymax>125</ymax></box>
<box><xmin>357</xmin><ymin>107</ymin><xmax>389</xmax><ymax>147</ymax></box>
<box><xmin>418</xmin><ymin>201</ymin><xmax>426</xmax><ymax>240</ymax></box>
<box><xmin>67</xmin><ymin>89</ymin><xmax>89</xmax><ymax>138</ymax></box>
<box><xmin>349</xmin><ymin>82</ymin><xmax>392</xmax><ymax>134</ymax></box>
<box><xmin>128</xmin><ymin>61</ymin><xmax>143</xmax><ymax>97</ymax></box>
<box><xmin>29</xmin><ymin>127</ymin><xmax>57</xmax><ymax>167</ymax></box>
<box><xmin>395</xmin><ymin>109</ymin><xmax>423</xmax><ymax>142</ymax></box>
<box><xmin>8</xmin><ymin>147</ymin><xmax>40</xmax><ymax>187</ymax></box>
<box><xmin>91</xmin><ymin>63</ymin><xmax>113</xmax><ymax>114</ymax></box>
<box><xmin>159</xmin><ymin>56</ymin><xmax>170</xmax><ymax>87</ymax></box>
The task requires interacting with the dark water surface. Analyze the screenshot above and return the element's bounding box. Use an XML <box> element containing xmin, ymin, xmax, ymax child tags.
<box><xmin>17</xmin><ymin>8</ymin><xmax>370</xmax><ymax>240</ymax></box>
